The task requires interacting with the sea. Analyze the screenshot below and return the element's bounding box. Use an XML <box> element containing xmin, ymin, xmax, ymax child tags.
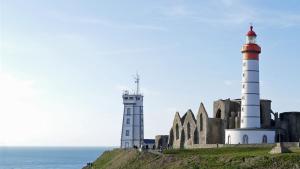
<box><xmin>0</xmin><ymin>147</ymin><xmax>113</xmax><ymax>169</ymax></box>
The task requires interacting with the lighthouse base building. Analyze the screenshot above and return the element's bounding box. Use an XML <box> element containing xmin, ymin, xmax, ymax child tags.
<box><xmin>225</xmin><ymin>129</ymin><xmax>275</xmax><ymax>144</ymax></box>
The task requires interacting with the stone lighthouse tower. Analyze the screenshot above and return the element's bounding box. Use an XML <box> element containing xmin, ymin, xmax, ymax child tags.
<box><xmin>225</xmin><ymin>26</ymin><xmax>275</xmax><ymax>144</ymax></box>
<box><xmin>120</xmin><ymin>74</ymin><xmax>144</xmax><ymax>148</ymax></box>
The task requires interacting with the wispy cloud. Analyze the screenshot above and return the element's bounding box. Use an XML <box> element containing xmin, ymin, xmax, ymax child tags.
<box><xmin>95</xmin><ymin>43</ymin><xmax>178</xmax><ymax>56</ymax></box>
<box><xmin>160</xmin><ymin>5</ymin><xmax>192</xmax><ymax>17</ymax></box>
<box><xmin>157</xmin><ymin>1</ymin><xmax>300</xmax><ymax>28</ymax></box>
<box><xmin>96</xmin><ymin>47</ymin><xmax>158</xmax><ymax>56</ymax></box>
<box><xmin>78</xmin><ymin>17</ymin><xmax>168</xmax><ymax>31</ymax></box>
<box><xmin>49</xmin><ymin>11</ymin><xmax>168</xmax><ymax>31</ymax></box>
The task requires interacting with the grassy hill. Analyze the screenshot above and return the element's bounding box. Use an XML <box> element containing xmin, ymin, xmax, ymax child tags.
<box><xmin>83</xmin><ymin>147</ymin><xmax>300</xmax><ymax>169</ymax></box>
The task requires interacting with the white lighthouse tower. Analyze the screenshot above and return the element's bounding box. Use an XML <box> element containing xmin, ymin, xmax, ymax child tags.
<box><xmin>120</xmin><ymin>74</ymin><xmax>144</xmax><ymax>148</ymax></box>
<box><xmin>225</xmin><ymin>26</ymin><xmax>275</xmax><ymax>144</ymax></box>
<box><xmin>241</xmin><ymin>25</ymin><xmax>261</xmax><ymax>129</ymax></box>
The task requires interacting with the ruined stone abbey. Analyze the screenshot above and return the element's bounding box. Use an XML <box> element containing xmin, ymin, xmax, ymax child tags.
<box><xmin>165</xmin><ymin>99</ymin><xmax>300</xmax><ymax>149</ymax></box>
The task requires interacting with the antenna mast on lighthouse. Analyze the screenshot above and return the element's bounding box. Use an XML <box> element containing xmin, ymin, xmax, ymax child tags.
<box><xmin>134</xmin><ymin>73</ymin><xmax>140</xmax><ymax>95</ymax></box>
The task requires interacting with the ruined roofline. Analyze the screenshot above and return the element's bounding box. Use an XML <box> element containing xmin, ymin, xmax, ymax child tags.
<box><xmin>280</xmin><ymin>111</ymin><xmax>300</xmax><ymax>114</ymax></box>
<box><xmin>182</xmin><ymin>109</ymin><xmax>197</xmax><ymax>124</ymax></box>
<box><xmin>216</xmin><ymin>98</ymin><xmax>272</xmax><ymax>102</ymax></box>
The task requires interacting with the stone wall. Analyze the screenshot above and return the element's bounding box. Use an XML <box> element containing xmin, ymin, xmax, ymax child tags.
<box><xmin>279</xmin><ymin>112</ymin><xmax>300</xmax><ymax>142</ymax></box>
<box><xmin>182</xmin><ymin>110</ymin><xmax>197</xmax><ymax>146</ymax></box>
<box><xmin>207</xmin><ymin>118</ymin><xmax>224</xmax><ymax>144</ymax></box>
<box><xmin>155</xmin><ymin>135</ymin><xmax>169</xmax><ymax>149</ymax></box>
<box><xmin>260</xmin><ymin>100</ymin><xmax>272</xmax><ymax>128</ymax></box>
<box><xmin>197</xmin><ymin>103</ymin><xmax>209</xmax><ymax>144</ymax></box>
<box><xmin>169</xmin><ymin>112</ymin><xmax>184</xmax><ymax>149</ymax></box>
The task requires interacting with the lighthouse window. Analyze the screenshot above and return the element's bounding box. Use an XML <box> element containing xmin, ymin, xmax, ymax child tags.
<box><xmin>126</xmin><ymin>118</ymin><xmax>130</xmax><ymax>124</ymax></box>
<box><xmin>243</xmin><ymin>84</ymin><xmax>245</xmax><ymax>88</ymax></box>
<box><xmin>243</xmin><ymin>62</ymin><xmax>246</xmax><ymax>67</ymax></box>
<box><xmin>126</xmin><ymin>130</ymin><xmax>130</xmax><ymax>136</ymax></box>
<box><xmin>247</xmin><ymin>36</ymin><xmax>256</xmax><ymax>44</ymax></box>
<box><xmin>129</xmin><ymin>97</ymin><xmax>134</xmax><ymax>100</ymax></box>
<box><xmin>242</xmin><ymin>73</ymin><xmax>245</xmax><ymax>77</ymax></box>
<box><xmin>127</xmin><ymin>108</ymin><xmax>131</xmax><ymax>115</ymax></box>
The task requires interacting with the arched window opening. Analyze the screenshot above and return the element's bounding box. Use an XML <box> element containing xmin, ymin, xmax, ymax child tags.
<box><xmin>187</xmin><ymin>123</ymin><xmax>191</xmax><ymax>139</ymax></box>
<box><xmin>228</xmin><ymin>135</ymin><xmax>231</xmax><ymax>144</ymax></box>
<box><xmin>243</xmin><ymin>135</ymin><xmax>248</xmax><ymax>144</ymax></box>
<box><xmin>194</xmin><ymin>128</ymin><xmax>199</xmax><ymax>144</ymax></box>
<box><xmin>216</xmin><ymin>109</ymin><xmax>221</xmax><ymax>118</ymax></box>
<box><xmin>262</xmin><ymin>135</ymin><xmax>267</xmax><ymax>143</ymax></box>
<box><xmin>200</xmin><ymin>114</ymin><xmax>203</xmax><ymax>131</ymax></box>
<box><xmin>176</xmin><ymin>124</ymin><xmax>179</xmax><ymax>140</ymax></box>
<box><xmin>180</xmin><ymin>130</ymin><xmax>185</xmax><ymax>149</ymax></box>
<box><xmin>169</xmin><ymin>129</ymin><xmax>174</xmax><ymax>146</ymax></box>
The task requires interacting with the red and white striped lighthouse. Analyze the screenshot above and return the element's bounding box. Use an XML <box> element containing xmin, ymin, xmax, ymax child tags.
<box><xmin>225</xmin><ymin>25</ymin><xmax>275</xmax><ymax>144</ymax></box>
<box><xmin>241</xmin><ymin>26</ymin><xmax>261</xmax><ymax>128</ymax></box>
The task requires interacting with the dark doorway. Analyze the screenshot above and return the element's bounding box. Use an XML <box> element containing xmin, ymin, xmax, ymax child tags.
<box><xmin>216</xmin><ymin>109</ymin><xmax>221</xmax><ymax>118</ymax></box>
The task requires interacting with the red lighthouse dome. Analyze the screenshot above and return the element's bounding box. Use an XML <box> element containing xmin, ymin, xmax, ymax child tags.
<box><xmin>246</xmin><ymin>26</ymin><xmax>257</xmax><ymax>36</ymax></box>
<box><xmin>241</xmin><ymin>25</ymin><xmax>261</xmax><ymax>60</ymax></box>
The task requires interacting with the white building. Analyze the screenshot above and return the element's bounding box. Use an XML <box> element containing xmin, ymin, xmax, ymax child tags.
<box><xmin>120</xmin><ymin>74</ymin><xmax>144</xmax><ymax>148</ymax></box>
<box><xmin>225</xmin><ymin>26</ymin><xmax>275</xmax><ymax>144</ymax></box>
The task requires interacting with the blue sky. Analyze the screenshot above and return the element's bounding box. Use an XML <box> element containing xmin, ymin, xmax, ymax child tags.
<box><xmin>1</xmin><ymin>0</ymin><xmax>300</xmax><ymax>146</ymax></box>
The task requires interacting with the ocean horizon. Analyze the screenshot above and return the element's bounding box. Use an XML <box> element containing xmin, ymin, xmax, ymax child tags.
<box><xmin>0</xmin><ymin>146</ymin><xmax>115</xmax><ymax>169</ymax></box>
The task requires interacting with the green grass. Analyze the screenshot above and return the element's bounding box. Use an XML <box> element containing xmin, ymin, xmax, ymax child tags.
<box><xmin>164</xmin><ymin>147</ymin><xmax>271</xmax><ymax>156</ymax></box>
<box><xmin>84</xmin><ymin>147</ymin><xmax>300</xmax><ymax>169</ymax></box>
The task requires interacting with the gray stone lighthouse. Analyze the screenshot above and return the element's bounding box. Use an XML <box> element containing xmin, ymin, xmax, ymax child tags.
<box><xmin>120</xmin><ymin>74</ymin><xmax>144</xmax><ymax>148</ymax></box>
